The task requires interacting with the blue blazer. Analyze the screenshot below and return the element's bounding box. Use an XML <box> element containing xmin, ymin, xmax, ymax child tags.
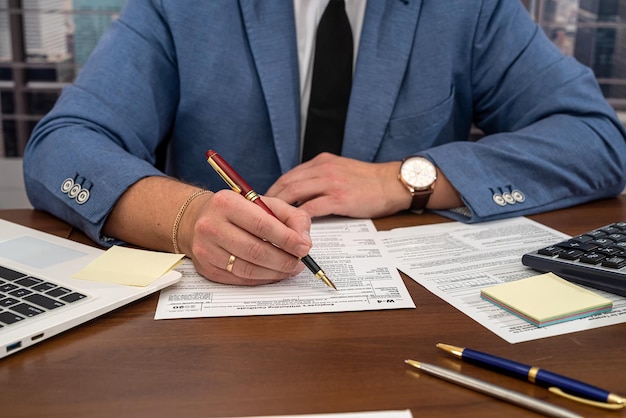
<box><xmin>24</xmin><ymin>0</ymin><xmax>626</xmax><ymax>246</ymax></box>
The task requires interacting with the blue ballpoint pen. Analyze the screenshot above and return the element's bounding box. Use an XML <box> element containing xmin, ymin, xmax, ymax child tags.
<box><xmin>437</xmin><ymin>343</ymin><xmax>625</xmax><ymax>410</ymax></box>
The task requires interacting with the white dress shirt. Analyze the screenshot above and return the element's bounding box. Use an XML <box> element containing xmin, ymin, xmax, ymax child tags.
<box><xmin>293</xmin><ymin>0</ymin><xmax>367</xmax><ymax>147</ymax></box>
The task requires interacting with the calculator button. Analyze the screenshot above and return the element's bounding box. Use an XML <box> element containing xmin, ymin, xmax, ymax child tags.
<box><xmin>606</xmin><ymin>233</ymin><xmax>626</xmax><ymax>242</ymax></box>
<box><xmin>596</xmin><ymin>247</ymin><xmax>620</xmax><ymax>256</ymax></box>
<box><xmin>557</xmin><ymin>240</ymin><xmax>597</xmax><ymax>251</ymax></box>
<box><xmin>538</xmin><ymin>246</ymin><xmax>562</xmax><ymax>256</ymax></box>
<box><xmin>602</xmin><ymin>256</ymin><xmax>626</xmax><ymax>269</ymax></box>
<box><xmin>579</xmin><ymin>253</ymin><xmax>605</xmax><ymax>264</ymax></box>
<box><xmin>558</xmin><ymin>249</ymin><xmax>584</xmax><ymax>260</ymax></box>
<box><xmin>611</xmin><ymin>241</ymin><xmax>626</xmax><ymax>250</ymax></box>
<box><xmin>592</xmin><ymin>238</ymin><xmax>614</xmax><ymax>246</ymax></box>
<box><xmin>572</xmin><ymin>234</ymin><xmax>595</xmax><ymax>243</ymax></box>
<box><xmin>600</xmin><ymin>227</ymin><xmax>622</xmax><ymax>235</ymax></box>
<box><xmin>586</xmin><ymin>230</ymin><xmax>607</xmax><ymax>238</ymax></box>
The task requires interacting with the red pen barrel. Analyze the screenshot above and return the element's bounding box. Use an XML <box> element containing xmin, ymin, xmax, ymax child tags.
<box><xmin>206</xmin><ymin>150</ymin><xmax>275</xmax><ymax>216</ymax></box>
<box><xmin>206</xmin><ymin>150</ymin><xmax>252</xmax><ymax>195</ymax></box>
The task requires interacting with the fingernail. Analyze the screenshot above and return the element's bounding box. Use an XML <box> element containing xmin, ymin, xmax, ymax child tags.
<box><xmin>295</xmin><ymin>244</ymin><xmax>310</xmax><ymax>258</ymax></box>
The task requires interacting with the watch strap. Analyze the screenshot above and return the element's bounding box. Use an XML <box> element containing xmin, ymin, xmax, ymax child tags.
<box><xmin>410</xmin><ymin>189</ymin><xmax>433</xmax><ymax>211</ymax></box>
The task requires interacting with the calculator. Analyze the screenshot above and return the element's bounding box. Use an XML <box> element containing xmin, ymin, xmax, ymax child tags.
<box><xmin>521</xmin><ymin>222</ymin><xmax>626</xmax><ymax>296</ymax></box>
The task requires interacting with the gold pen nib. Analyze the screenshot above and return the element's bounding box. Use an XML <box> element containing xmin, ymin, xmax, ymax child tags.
<box><xmin>436</xmin><ymin>343</ymin><xmax>464</xmax><ymax>358</ymax></box>
<box><xmin>405</xmin><ymin>359</ymin><xmax>422</xmax><ymax>369</ymax></box>
<box><xmin>316</xmin><ymin>271</ymin><xmax>337</xmax><ymax>290</ymax></box>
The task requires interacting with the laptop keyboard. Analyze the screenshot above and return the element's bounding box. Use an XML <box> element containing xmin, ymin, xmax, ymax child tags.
<box><xmin>522</xmin><ymin>222</ymin><xmax>626</xmax><ymax>297</ymax></box>
<box><xmin>0</xmin><ymin>265</ymin><xmax>88</xmax><ymax>330</ymax></box>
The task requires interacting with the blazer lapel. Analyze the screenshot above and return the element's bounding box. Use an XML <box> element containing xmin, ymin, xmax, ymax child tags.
<box><xmin>240</xmin><ymin>1</ymin><xmax>301</xmax><ymax>171</ymax></box>
<box><xmin>343</xmin><ymin>0</ymin><xmax>422</xmax><ymax>162</ymax></box>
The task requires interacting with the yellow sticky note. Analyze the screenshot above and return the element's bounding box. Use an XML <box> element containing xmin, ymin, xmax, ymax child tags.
<box><xmin>481</xmin><ymin>272</ymin><xmax>613</xmax><ymax>327</ymax></box>
<box><xmin>73</xmin><ymin>246</ymin><xmax>185</xmax><ymax>287</ymax></box>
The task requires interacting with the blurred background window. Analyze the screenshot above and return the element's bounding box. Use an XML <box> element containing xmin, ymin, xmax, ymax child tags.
<box><xmin>525</xmin><ymin>0</ymin><xmax>626</xmax><ymax>111</ymax></box>
<box><xmin>1</xmin><ymin>0</ymin><xmax>625</xmax><ymax>157</ymax></box>
<box><xmin>0</xmin><ymin>0</ymin><xmax>125</xmax><ymax>157</ymax></box>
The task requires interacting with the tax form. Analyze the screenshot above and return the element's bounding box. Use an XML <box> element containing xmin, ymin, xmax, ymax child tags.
<box><xmin>378</xmin><ymin>217</ymin><xmax>626</xmax><ymax>343</ymax></box>
<box><xmin>154</xmin><ymin>218</ymin><xmax>414</xmax><ymax>319</ymax></box>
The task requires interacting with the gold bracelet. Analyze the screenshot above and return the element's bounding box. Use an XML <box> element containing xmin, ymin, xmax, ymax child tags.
<box><xmin>172</xmin><ymin>189</ymin><xmax>211</xmax><ymax>254</ymax></box>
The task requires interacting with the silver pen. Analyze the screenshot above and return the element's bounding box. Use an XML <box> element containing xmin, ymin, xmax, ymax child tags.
<box><xmin>405</xmin><ymin>360</ymin><xmax>583</xmax><ymax>418</ymax></box>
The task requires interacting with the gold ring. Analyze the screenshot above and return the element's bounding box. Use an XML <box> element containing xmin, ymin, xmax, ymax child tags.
<box><xmin>226</xmin><ymin>254</ymin><xmax>236</xmax><ymax>273</ymax></box>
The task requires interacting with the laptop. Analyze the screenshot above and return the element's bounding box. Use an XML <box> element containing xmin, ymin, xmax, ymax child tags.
<box><xmin>0</xmin><ymin>218</ymin><xmax>181</xmax><ymax>359</ymax></box>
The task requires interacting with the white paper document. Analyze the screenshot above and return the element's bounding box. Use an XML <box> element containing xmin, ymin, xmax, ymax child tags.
<box><xmin>155</xmin><ymin>218</ymin><xmax>415</xmax><ymax>319</ymax></box>
<box><xmin>378</xmin><ymin>217</ymin><xmax>626</xmax><ymax>344</ymax></box>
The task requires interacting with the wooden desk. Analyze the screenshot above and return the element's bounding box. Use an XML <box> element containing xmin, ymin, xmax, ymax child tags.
<box><xmin>2</xmin><ymin>198</ymin><xmax>626</xmax><ymax>418</ymax></box>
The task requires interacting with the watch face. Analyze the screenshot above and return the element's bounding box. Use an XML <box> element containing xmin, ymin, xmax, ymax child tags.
<box><xmin>401</xmin><ymin>157</ymin><xmax>437</xmax><ymax>190</ymax></box>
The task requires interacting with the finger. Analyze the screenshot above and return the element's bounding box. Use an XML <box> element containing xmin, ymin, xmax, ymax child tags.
<box><xmin>266</xmin><ymin>155</ymin><xmax>330</xmax><ymax>199</ymax></box>
<box><xmin>192</xmin><ymin>247</ymin><xmax>304</xmax><ymax>286</ymax></box>
<box><xmin>271</xmin><ymin>174</ymin><xmax>348</xmax><ymax>218</ymax></box>
<box><xmin>266</xmin><ymin>175</ymin><xmax>305</xmax><ymax>203</ymax></box>
<box><xmin>223</xmin><ymin>251</ymin><xmax>306</xmax><ymax>283</ymax></box>
<box><xmin>262</xmin><ymin>196</ymin><xmax>312</xmax><ymax>238</ymax></box>
<box><xmin>226</xmin><ymin>196</ymin><xmax>313</xmax><ymax>260</ymax></box>
<box><xmin>294</xmin><ymin>194</ymin><xmax>345</xmax><ymax>218</ymax></box>
<box><xmin>191</xmin><ymin>255</ymin><xmax>286</xmax><ymax>286</ymax></box>
<box><xmin>268</xmin><ymin>175</ymin><xmax>329</xmax><ymax>210</ymax></box>
<box><xmin>192</xmin><ymin>239</ymin><xmax>288</xmax><ymax>284</ymax></box>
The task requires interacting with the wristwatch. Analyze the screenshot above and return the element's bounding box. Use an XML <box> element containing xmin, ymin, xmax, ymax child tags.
<box><xmin>398</xmin><ymin>156</ymin><xmax>438</xmax><ymax>211</ymax></box>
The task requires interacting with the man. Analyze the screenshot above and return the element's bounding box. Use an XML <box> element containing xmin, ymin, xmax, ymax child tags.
<box><xmin>23</xmin><ymin>1</ymin><xmax>626</xmax><ymax>286</ymax></box>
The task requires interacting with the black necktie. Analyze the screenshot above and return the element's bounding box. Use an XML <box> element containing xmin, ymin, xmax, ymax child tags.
<box><xmin>302</xmin><ymin>0</ymin><xmax>353</xmax><ymax>162</ymax></box>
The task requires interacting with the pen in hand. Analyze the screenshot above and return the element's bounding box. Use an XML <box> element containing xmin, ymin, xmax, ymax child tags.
<box><xmin>437</xmin><ymin>343</ymin><xmax>625</xmax><ymax>410</ymax></box>
<box><xmin>205</xmin><ymin>150</ymin><xmax>336</xmax><ymax>290</ymax></box>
